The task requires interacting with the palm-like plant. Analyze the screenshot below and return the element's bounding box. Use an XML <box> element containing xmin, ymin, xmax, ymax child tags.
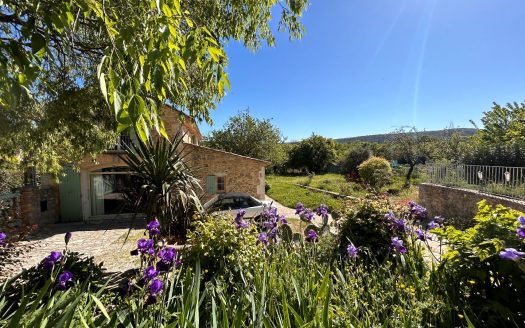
<box><xmin>120</xmin><ymin>132</ymin><xmax>202</xmax><ymax>237</ymax></box>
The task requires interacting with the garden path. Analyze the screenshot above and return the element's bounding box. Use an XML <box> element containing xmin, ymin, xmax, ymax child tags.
<box><xmin>0</xmin><ymin>220</ymin><xmax>143</xmax><ymax>282</ymax></box>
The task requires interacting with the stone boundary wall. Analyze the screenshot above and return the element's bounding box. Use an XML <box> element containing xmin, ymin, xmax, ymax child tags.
<box><xmin>419</xmin><ymin>183</ymin><xmax>525</xmax><ymax>219</ymax></box>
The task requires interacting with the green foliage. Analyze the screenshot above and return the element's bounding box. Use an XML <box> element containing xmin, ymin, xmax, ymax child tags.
<box><xmin>204</xmin><ymin>109</ymin><xmax>284</xmax><ymax>165</ymax></box>
<box><xmin>121</xmin><ymin>132</ymin><xmax>202</xmax><ymax>235</ymax></box>
<box><xmin>358</xmin><ymin>156</ymin><xmax>392</xmax><ymax>189</ymax></box>
<box><xmin>1</xmin><ymin>0</ymin><xmax>307</xmax><ymax>141</ymax></box>
<box><xmin>340</xmin><ymin>146</ymin><xmax>371</xmax><ymax>175</ymax></box>
<box><xmin>337</xmin><ymin>197</ymin><xmax>404</xmax><ymax>260</ymax></box>
<box><xmin>1</xmin><ymin>242</ymin><xmax>447</xmax><ymax>327</ymax></box>
<box><xmin>432</xmin><ymin>200</ymin><xmax>525</xmax><ymax>327</ymax></box>
<box><xmin>184</xmin><ymin>214</ymin><xmax>263</xmax><ymax>283</ymax></box>
<box><xmin>1</xmin><ymin>251</ymin><xmax>104</xmax><ymax>318</ymax></box>
<box><xmin>287</xmin><ymin>134</ymin><xmax>337</xmax><ymax>173</ymax></box>
<box><xmin>388</xmin><ymin>127</ymin><xmax>433</xmax><ymax>186</ymax></box>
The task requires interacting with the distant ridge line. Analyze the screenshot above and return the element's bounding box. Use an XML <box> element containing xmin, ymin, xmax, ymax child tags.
<box><xmin>335</xmin><ymin>128</ymin><xmax>476</xmax><ymax>143</ymax></box>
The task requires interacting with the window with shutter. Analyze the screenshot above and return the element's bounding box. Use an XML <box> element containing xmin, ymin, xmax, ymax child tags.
<box><xmin>206</xmin><ymin>176</ymin><xmax>217</xmax><ymax>194</ymax></box>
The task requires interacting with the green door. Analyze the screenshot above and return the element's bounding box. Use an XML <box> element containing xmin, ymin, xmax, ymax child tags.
<box><xmin>59</xmin><ymin>166</ymin><xmax>83</xmax><ymax>222</ymax></box>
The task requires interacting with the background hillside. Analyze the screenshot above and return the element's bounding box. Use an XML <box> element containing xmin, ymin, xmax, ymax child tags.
<box><xmin>335</xmin><ymin>128</ymin><xmax>477</xmax><ymax>143</ymax></box>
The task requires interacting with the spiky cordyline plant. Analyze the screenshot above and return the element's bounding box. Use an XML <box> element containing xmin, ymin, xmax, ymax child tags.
<box><xmin>120</xmin><ymin>131</ymin><xmax>203</xmax><ymax>236</ymax></box>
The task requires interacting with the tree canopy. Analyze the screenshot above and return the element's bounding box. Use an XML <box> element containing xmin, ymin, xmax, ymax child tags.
<box><xmin>204</xmin><ymin>109</ymin><xmax>285</xmax><ymax>166</ymax></box>
<box><xmin>287</xmin><ymin>134</ymin><xmax>337</xmax><ymax>173</ymax></box>
<box><xmin>0</xmin><ymin>0</ymin><xmax>307</xmax><ymax>173</ymax></box>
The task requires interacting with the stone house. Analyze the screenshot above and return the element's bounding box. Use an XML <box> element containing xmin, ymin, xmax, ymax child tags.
<box><xmin>27</xmin><ymin>106</ymin><xmax>269</xmax><ymax>224</ymax></box>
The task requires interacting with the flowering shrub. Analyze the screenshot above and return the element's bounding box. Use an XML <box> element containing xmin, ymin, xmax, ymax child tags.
<box><xmin>432</xmin><ymin>200</ymin><xmax>525</xmax><ymax>327</ymax></box>
<box><xmin>185</xmin><ymin>214</ymin><xmax>263</xmax><ymax>282</ymax></box>
<box><xmin>336</xmin><ymin>196</ymin><xmax>409</xmax><ymax>260</ymax></box>
<box><xmin>357</xmin><ymin>156</ymin><xmax>392</xmax><ymax>190</ymax></box>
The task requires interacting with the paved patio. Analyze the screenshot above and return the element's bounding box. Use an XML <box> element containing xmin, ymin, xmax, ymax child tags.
<box><xmin>1</xmin><ymin>220</ymin><xmax>144</xmax><ymax>282</ymax></box>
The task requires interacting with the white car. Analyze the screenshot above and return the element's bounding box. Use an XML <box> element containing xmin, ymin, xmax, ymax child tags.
<box><xmin>203</xmin><ymin>192</ymin><xmax>270</xmax><ymax>219</ymax></box>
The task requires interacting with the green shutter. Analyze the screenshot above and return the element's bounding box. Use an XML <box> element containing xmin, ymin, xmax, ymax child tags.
<box><xmin>206</xmin><ymin>176</ymin><xmax>217</xmax><ymax>195</ymax></box>
<box><xmin>59</xmin><ymin>166</ymin><xmax>82</xmax><ymax>222</ymax></box>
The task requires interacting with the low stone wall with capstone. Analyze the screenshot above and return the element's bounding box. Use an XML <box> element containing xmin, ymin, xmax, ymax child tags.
<box><xmin>419</xmin><ymin>183</ymin><xmax>525</xmax><ymax>220</ymax></box>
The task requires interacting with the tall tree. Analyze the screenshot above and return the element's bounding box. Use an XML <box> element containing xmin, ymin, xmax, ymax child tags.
<box><xmin>389</xmin><ymin>127</ymin><xmax>432</xmax><ymax>187</ymax></box>
<box><xmin>1</xmin><ymin>0</ymin><xmax>307</xmax><ymax>172</ymax></box>
<box><xmin>204</xmin><ymin>109</ymin><xmax>285</xmax><ymax>166</ymax></box>
<box><xmin>288</xmin><ymin>134</ymin><xmax>336</xmax><ymax>173</ymax></box>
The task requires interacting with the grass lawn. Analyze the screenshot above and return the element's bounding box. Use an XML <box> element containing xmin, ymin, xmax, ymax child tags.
<box><xmin>267</xmin><ymin>167</ymin><xmax>424</xmax><ymax>212</ymax></box>
<box><xmin>266</xmin><ymin>175</ymin><xmax>346</xmax><ymax>212</ymax></box>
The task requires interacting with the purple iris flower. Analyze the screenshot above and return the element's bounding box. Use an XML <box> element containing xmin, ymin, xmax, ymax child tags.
<box><xmin>257</xmin><ymin>233</ymin><xmax>268</xmax><ymax>246</ymax></box>
<box><xmin>410</xmin><ymin>204</ymin><xmax>427</xmax><ymax>220</ymax></box>
<box><xmin>316</xmin><ymin>204</ymin><xmax>329</xmax><ymax>221</ymax></box>
<box><xmin>427</xmin><ymin>221</ymin><xmax>440</xmax><ymax>230</ymax></box>
<box><xmin>137</xmin><ymin>238</ymin><xmax>155</xmax><ymax>255</ymax></box>
<box><xmin>517</xmin><ymin>227</ymin><xmax>525</xmax><ymax>239</ymax></box>
<box><xmin>499</xmin><ymin>248</ymin><xmax>525</xmax><ymax>261</ymax></box>
<box><xmin>415</xmin><ymin>229</ymin><xmax>426</xmax><ymax>241</ymax></box>
<box><xmin>146</xmin><ymin>294</ymin><xmax>158</xmax><ymax>305</ymax></box>
<box><xmin>394</xmin><ymin>219</ymin><xmax>406</xmax><ymax>232</ymax></box>
<box><xmin>384</xmin><ymin>211</ymin><xmax>396</xmax><ymax>222</ymax></box>
<box><xmin>0</xmin><ymin>232</ymin><xmax>6</xmax><ymax>247</ymax></box>
<box><xmin>280</xmin><ymin>216</ymin><xmax>288</xmax><ymax>225</ymax></box>
<box><xmin>56</xmin><ymin>271</ymin><xmax>73</xmax><ymax>290</ymax></box>
<box><xmin>391</xmin><ymin>237</ymin><xmax>407</xmax><ymax>254</ymax></box>
<box><xmin>305</xmin><ymin>229</ymin><xmax>318</xmax><ymax>243</ymax></box>
<box><xmin>235</xmin><ymin>219</ymin><xmax>249</xmax><ymax>229</ymax></box>
<box><xmin>156</xmin><ymin>247</ymin><xmax>180</xmax><ymax>272</ymax></box>
<box><xmin>518</xmin><ymin>216</ymin><xmax>525</xmax><ymax>226</ymax></box>
<box><xmin>148</xmin><ymin>278</ymin><xmax>164</xmax><ymax>296</ymax></box>
<box><xmin>268</xmin><ymin>227</ymin><xmax>278</xmax><ymax>241</ymax></box>
<box><xmin>64</xmin><ymin>232</ymin><xmax>72</xmax><ymax>245</ymax></box>
<box><xmin>302</xmin><ymin>208</ymin><xmax>315</xmax><ymax>222</ymax></box>
<box><xmin>144</xmin><ymin>266</ymin><xmax>159</xmax><ymax>280</ymax></box>
<box><xmin>42</xmin><ymin>251</ymin><xmax>62</xmax><ymax>270</ymax></box>
<box><xmin>146</xmin><ymin>220</ymin><xmax>160</xmax><ymax>236</ymax></box>
<box><xmin>408</xmin><ymin>201</ymin><xmax>416</xmax><ymax>208</ymax></box>
<box><xmin>346</xmin><ymin>243</ymin><xmax>359</xmax><ymax>259</ymax></box>
<box><xmin>236</xmin><ymin>209</ymin><xmax>246</xmax><ymax>220</ymax></box>
<box><xmin>295</xmin><ymin>202</ymin><xmax>304</xmax><ymax>215</ymax></box>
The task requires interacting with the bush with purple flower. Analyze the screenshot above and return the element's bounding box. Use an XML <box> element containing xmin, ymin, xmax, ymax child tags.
<box><xmin>0</xmin><ymin>231</ymin><xmax>6</xmax><ymax>247</ymax></box>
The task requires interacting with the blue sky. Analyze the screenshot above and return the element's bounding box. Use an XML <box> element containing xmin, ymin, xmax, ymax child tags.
<box><xmin>198</xmin><ymin>0</ymin><xmax>525</xmax><ymax>141</ymax></box>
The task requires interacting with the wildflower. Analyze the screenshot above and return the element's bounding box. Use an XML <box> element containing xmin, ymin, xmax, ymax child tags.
<box><xmin>518</xmin><ymin>216</ymin><xmax>525</xmax><ymax>226</ymax></box>
<box><xmin>257</xmin><ymin>232</ymin><xmax>268</xmax><ymax>246</ymax></box>
<box><xmin>0</xmin><ymin>232</ymin><xmax>6</xmax><ymax>247</ymax></box>
<box><xmin>408</xmin><ymin>201</ymin><xmax>416</xmax><ymax>208</ymax></box>
<box><xmin>384</xmin><ymin>211</ymin><xmax>396</xmax><ymax>222</ymax></box>
<box><xmin>137</xmin><ymin>238</ymin><xmax>155</xmax><ymax>255</ymax></box>
<box><xmin>234</xmin><ymin>209</ymin><xmax>249</xmax><ymax>229</ymax></box>
<box><xmin>268</xmin><ymin>227</ymin><xmax>278</xmax><ymax>241</ymax></box>
<box><xmin>415</xmin><ymin>229</ymin><xmax>426</xmax><ymax>241</ymax></box>
<box><xmin>64</xmin><ymin>232</ymin><xmax>72</xmax><ymax>245</ymax></box>
<box><xmin>391</xmin><ymin>237</ymin><xmax>407</xmax><ymax>254</ymax></box>
<box><xmin>302</xmin><ymin>208</ymin><xmax>315</xmax><ymax>222</ymax></box>
<box><xmin>517</xmin><ymin>227</ymin><xmax>525</xmax><ymax>239</ymax></box>
<box><xmin>427</xmin><ymin>221</ymin><xmax>439</xmax><ymax>230</ymax></box>
<box><xmin>499</xmin><ymin>248</ymin><xmax>525</xmax><ymax>261</ymax></box>
<box><xmin>280</xmin><ymin>216</ymin><xmax>288</xmax><ymax>225</ymax></box>
<box><xmin>305</xmin><ymin>229</ymin><xmax>318</xmax><ymax>243</ymax></box>
<box><xmin>409</xmin><ymin>203</ymin><xmax>427</xmax><ymax>220</ymax></box>
<box><xmin>42</xmin><ymin>251</ymin><xmax>62</xmax><ymax>270</ymax></box>
<box><xmin>316</xmin><ymin>204</ymin><xmax>329</xmax><ymax>221</ymax></box>
<box><xmin>56</xmin><ymin>271</ymin><xmax>73</xmax><ymax>290</ymax></box>
<box><xmin>148</xmin><ymin>278</ymin><xmax>164</xmax><ymax>295</ymax></box>
<box><xmin>157</xmin><ymin>247</ymin><xmax>180</xmax><ymax>272</ymax></box>
<box><xmin>394</xmin><ymin>218</ymin><xmax>406</xmax><ymax>232</ymax></box>
<box><xmin>346</xmin><ymin>243</ymin><xmax>359</xmax><ymax>259</ymax></box>
<box><xmin>295</xmin><ymin>202</ymin><xmax>304</xmax><ymax>215</ymax></box>
<box><xmin>146</xmin><ymin>219</ymin><xmax>160</xmax><ymax>236</ymax></box>
<box><xmin>144</xmin><ymin>266</ymin><xmax>159</xmax><ymax>280</ymax></box>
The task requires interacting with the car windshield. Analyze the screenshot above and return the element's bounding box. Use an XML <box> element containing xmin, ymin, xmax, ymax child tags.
<box><xmin>210</xmin><ymin>196</ymin><xmax>261</xmax><ymax>211</ymax></box>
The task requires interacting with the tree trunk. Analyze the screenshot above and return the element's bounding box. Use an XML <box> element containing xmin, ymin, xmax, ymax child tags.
<box><xmin>405</xmin><ymin>163</ymin><xmax>415</xmax><ymax>188</ymax></box>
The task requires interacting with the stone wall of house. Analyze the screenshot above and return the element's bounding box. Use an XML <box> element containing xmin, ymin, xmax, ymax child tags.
<box><xmin>19</xmin><ymin>185</ymin><xmax>59</xmax><ymax>225</ymax></box>
<box><xmin>419</xmin><ymin>183</ymin><xmax>525</xmax><ymax>220</ymax></box>
<box><xmin>183</xmin><ymin>144</ymin><xmax>268</xmax><ymax>201</ymax></box>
